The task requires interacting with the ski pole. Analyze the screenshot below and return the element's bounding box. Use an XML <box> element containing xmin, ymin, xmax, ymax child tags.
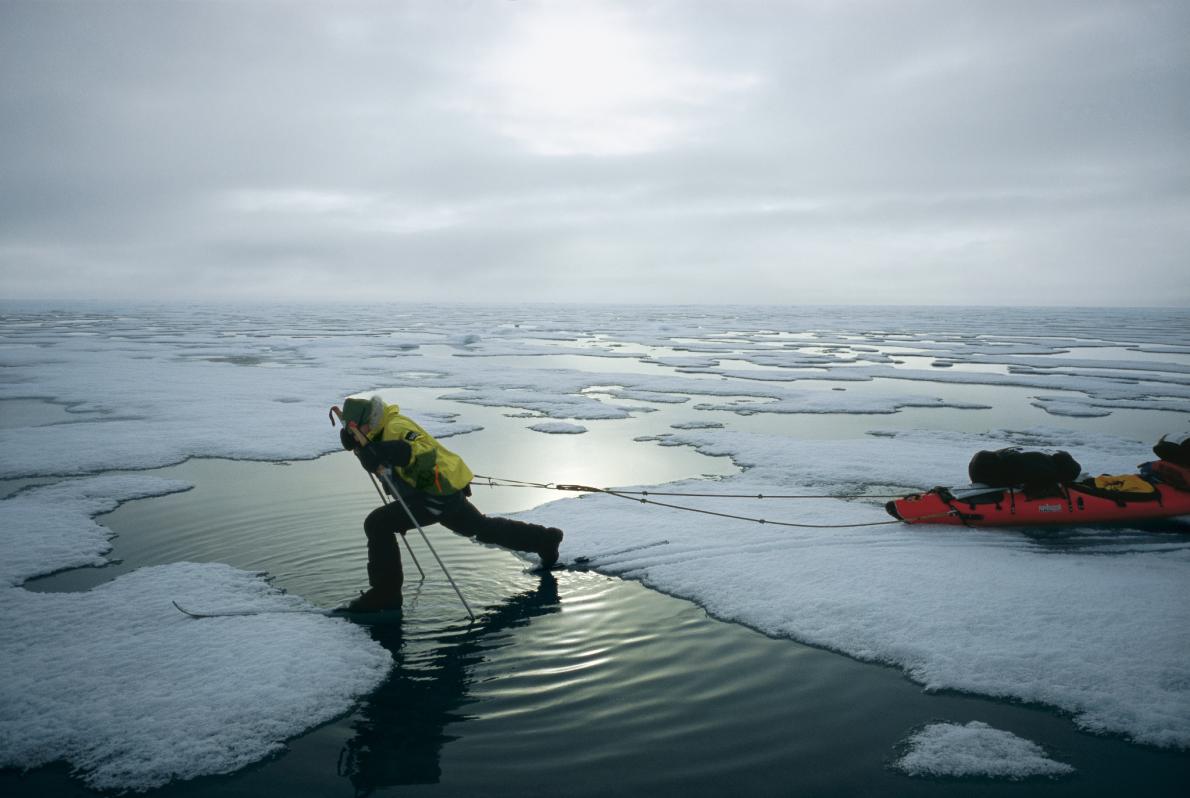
<box><xmin>367</xmin><ymin>472</ymin><xmax>426</xmax><ymax>580</ymax></box>
<box><xmin>331</xmin><ymin>406</ymin><xmax>475</xmax><ymax>621</ymax></box>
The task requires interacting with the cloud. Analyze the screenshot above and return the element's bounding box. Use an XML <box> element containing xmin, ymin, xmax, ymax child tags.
<box><xmin>0</xmin><ymin>0</ymin><xmax>1187</xmax><ymax>305</ymax></box>
<box><xmin>452</xmin><ymin>3</ymin><xmax>759</xmax><ymax>156</ymax></box>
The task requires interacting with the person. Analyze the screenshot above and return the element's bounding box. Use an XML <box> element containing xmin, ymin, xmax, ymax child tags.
<box><xmin>338</xmin><ymin>395</ymin><xmax>563</xmax><ymax>612</ymax></box>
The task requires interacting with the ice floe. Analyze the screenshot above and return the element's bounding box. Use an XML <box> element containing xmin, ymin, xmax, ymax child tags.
<box><xmin>528</xmin><ymin>421</ymin><xmax>589</xmax><ymax>435</ymax></box>
<box><xmin>0</xmin><ymin>562</ymin><xmax>392</xmax><ymax>791</ymax></box>
<box><xmin>442</xmin><ymin>386</ymin><xmax>634</xmax><ymax>419</ymax></box>
<box><xmin>0</xmin><ymin>475</ymin><xmax>192</xmax><ymax>587</ymax></box>
<box><xmin>894</xmin><ymin>721</ymin><xmax>1074</xmax><ymax>779</ymax></box>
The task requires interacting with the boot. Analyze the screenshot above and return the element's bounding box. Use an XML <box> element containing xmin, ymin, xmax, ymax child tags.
<box><xmin>349</xmin><ymin>542</ymin><xmax>403</xmax><ymax>612</ymax></box>
<box><xmin>537</xmin><ymin>527</ymin><xmax>563</xmax><ymax>569</ymax></box>
<box><xmin>475</xmin><ymin>518</ymin><xmax>563</xmax><ymax>568</ymax></box>
<box><xmin>347</xmin><ymin>586</ymin><xmax>403</xmax><ymax>613</ymax></box>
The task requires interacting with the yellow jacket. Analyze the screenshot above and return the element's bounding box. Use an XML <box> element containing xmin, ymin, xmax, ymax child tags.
<box><xmin>367</xmin><ymin>403</ymin><xmax>473</xmax><ymax>495</ymax></box>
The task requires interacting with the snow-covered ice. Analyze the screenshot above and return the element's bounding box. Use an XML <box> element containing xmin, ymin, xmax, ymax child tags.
<box><xmin>0</xmin><ymin>562</ymin><xmax>392</xmax><ymax>791</ymax></box>
<box><xmin>1</xmin><ymin>302</ymin><xmax>1188</xmax><ymax>789</ymax></box>
<box><xmin>894</xmin><ymin>721</ymin><xmax>1074</xmax><ymax>779</ymax></box>
<box><xmin>528</xmin><ymin>421</ymin><xmax>589</xmax><ymax>434</ymax></box>
<box><xmin>0</xmin><ymin>475</ymin><xmax>191</xmax><ymax>587</ymax></box>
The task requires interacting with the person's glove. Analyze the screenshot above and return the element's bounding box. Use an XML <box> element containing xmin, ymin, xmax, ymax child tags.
<box><xmin>340</xmin><ymin>428</ymin><xmax>361</xmax><ymax>451</ymax></box>
<box><xmin>357</xmin><ymin>444</ymin><xmax>385</xmax><ymax>473</ymax></box>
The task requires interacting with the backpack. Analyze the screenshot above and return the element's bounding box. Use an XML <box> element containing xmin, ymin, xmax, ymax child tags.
<box><xmin>1153</xmin><ymin>433</ymin><xmax>1190</xmax><ymax>468</ymax></box>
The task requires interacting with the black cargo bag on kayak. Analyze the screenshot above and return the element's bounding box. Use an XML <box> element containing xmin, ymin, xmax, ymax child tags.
<box><xmin>968</xmin><ymin>448</ymin><xmax>1082</xmax><ymax>488</ymax></box>
<box><xmin>1153</xmin><ymin>434</ymin><xmax>1190</xmax><ymax>468</ymax></box>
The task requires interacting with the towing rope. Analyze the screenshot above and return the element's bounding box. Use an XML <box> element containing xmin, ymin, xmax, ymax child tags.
<box><xmin>473</xmin><ymin>474</ymin><xmax>910</xmax><ymax>499</ymax></box>
<box><xmin>471</xmin><ymin>474</ymin><xmax>941</xmax><ymax>529</ymax></box>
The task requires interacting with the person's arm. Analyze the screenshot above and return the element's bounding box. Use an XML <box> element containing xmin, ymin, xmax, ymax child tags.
<box><xmin>357</xmin><ymin>439</ymin><xmax>413</xmax><ymax>472</ymax></box>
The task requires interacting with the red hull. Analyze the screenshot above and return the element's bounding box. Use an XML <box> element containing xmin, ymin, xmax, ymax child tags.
<box><xmin>888</xmin><ymin>462</ymin><xmax>1190</xmax><ymax>527</ymax></box>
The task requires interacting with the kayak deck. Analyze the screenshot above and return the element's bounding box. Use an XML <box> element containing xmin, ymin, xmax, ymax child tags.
<box><xmin>887</xmin><ymin>464</ymin><xmax>1190</xmax><ymax>527</ymax></box>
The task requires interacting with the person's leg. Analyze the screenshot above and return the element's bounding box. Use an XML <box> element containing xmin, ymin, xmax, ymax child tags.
<box><xmin>350</xmin><ymin>499</ymin><xmax>432</xmax><ymax>611</ymax></box>
<box><xmin>440</xmin><ymin>497</ymin><xmax>563</xmax><ymax>567</ymax></box>
<box><xmin>363</xmin><ymin>502</ymin><xmax>409</xmax><ymax>589</ymax></box>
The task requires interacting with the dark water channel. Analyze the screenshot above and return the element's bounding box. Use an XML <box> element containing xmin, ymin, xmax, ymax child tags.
<box><xmin>6</xmin><ymin>448</ymin><xmax>1190</xmax><ymax>797</ymax></box>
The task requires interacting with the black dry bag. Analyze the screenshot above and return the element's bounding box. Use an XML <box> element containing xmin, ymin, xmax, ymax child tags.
<box><xmin>968</xmin><ymin>447</ymin><xmax>1082</xmax><ymax>487</ymax></box>
<box><xmin>1153</xmin><ymin>434</ymin><xmax>1190</xmax><ymax>468</ymax></box>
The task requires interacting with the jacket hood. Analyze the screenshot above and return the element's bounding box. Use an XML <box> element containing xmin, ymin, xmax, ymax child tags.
<box><xmin>343</xmin><ymin>395</ymin><xmax>391</xmax><ymax>433</ymax></box>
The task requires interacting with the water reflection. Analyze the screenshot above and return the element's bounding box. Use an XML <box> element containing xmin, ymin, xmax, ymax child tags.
<box><xmin>338</xmin><ymin>573</ymin><xmax>561</xmax><ymax>794</ymax></box>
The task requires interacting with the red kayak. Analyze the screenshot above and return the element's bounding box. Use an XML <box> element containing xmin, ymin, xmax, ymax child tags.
<box><xmin>886</xmin><ymin>460</ymin><xmax>1190</xmax><ymax>527</ymax></box>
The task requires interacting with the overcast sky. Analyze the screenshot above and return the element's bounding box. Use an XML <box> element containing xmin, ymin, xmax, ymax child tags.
<box><xmin>2</xmin><ymin>0</ymin><xmax>1188</xmax><ymax>306</ymax></box>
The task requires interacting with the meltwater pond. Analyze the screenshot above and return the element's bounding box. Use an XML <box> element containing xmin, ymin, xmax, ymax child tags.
<box><xmin>9</xmin><ymin>451</ymin><xmax>1190</xmax><ymax>798</ymax></box>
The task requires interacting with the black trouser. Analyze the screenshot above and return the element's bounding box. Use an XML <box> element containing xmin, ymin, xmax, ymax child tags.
<box><xmin>363</xmin><ymin>484</ymin><xmax>556</xmax><ymax>589</ymax></box>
